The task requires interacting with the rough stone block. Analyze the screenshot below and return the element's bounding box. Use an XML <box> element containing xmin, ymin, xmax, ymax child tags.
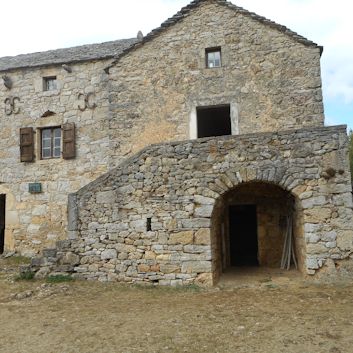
<box><xmin>181</xmin><ymin>261</ymin><xmax>212</xmax><ymax>273</ymax></box>
<box><xmin>194</xmin><ymin>228</ymin><xmax>211</xmax><ymax>245</ymax></box>
<box><xmin>181</xmin><ymin>218</ymin><xmax>211</xmax><ymax>229</ymax></box>
<box><xmin>168</xmin><ymin>231</ymin><xmax>193</xmax><ymax>245</ymax></box>
<box><xmin>61</xmin><ymin>252</ymin><xmax>80</xmax><ymax>266</ymax></box>
<box><xmin>306</xmin><ymin>258</ymin><xmax>319</xmax><ymax>270</ymax></box>
<box><xmin>194</xmin><ymin>205</ymin><xmax>213</xmax><ymax>217</ymax></box>
<box><xmin>160</xmin><ymin>264</ymin><xmax>180</xmax><ymax>274</ymax></box>
<box><xmin>96</xmin><ymin>191</ymin><xmax>116</xmax><ymax>204</ymax></box>
<box><xmin>101</xmin><ymin>249</ymin><xmax>117</xmax><ymax>260</ymax></box>
<box><xmin>194</xmin><ymin>195</ymin><xmax>215</xmax><ymax>205</ymax></box>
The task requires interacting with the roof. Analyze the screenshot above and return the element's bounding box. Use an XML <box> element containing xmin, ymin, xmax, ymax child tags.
<box><xmin>0</xmin><ymin>38</ymin><xmax>138</xmax><ymax>72</ymax></box>
<box><xmin>106</xmin><ymin>0</ymin><xmax>323</xmax><ymax>72</ymax></box>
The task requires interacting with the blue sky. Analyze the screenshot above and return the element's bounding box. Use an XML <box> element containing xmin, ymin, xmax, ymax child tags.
<box><xmin>0</xmin><ymin>0</ymin><xmax>351</xmax><ymax>131</ymax></box>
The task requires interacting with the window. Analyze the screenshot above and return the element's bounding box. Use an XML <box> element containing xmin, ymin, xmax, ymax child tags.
<box><xmin>19</xmin><ymin>123</ymin><xmax>75</xmax><ymax>162</ymax></box>
<box><xmin>43</xmin><ymin>76</ymin><xmax>57</xmax><ymax>91</ymax></box>
<box><xmin>206</xmin><ymin>47</ymin><xmax>221</xmax><ymax>68</ymax></box>
<box><xmin>41</xmin><ymin>127</ymin><xmax>61</xmax><ymax>159</ymax></box>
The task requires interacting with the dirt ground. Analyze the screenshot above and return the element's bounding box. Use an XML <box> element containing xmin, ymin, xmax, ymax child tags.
<box><xmin>0</xmin><ymin>257</ymin><xmax>352</xmax><ymax>353</ymax></box>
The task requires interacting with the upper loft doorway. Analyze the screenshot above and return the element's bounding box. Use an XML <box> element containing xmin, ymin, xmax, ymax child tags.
<box><xmin>197</xmin><ymin>105</ymin><xmax>231</xmax><ymax>138</ymax></box>
<box><xmin>0</xmin><ymin>195</ymin><xmax>5</xmax><ymax>254</ymax></box>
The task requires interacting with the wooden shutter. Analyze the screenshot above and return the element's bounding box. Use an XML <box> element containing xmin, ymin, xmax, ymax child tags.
<box><xmin>62</xmin><ymin>122</ymin><xmax>76</xmax><ymax>159</ymax></box>
<box><xmin>20</xmin><ymin>127</ymin><xmax>34</xmax><ymax>162</ymax></box>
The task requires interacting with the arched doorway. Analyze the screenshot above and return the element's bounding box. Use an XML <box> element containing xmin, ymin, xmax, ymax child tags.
<box><xmin>210</xmin><ymin>182</ymin><xmax>304</xmax><ymax>283</ymax></box>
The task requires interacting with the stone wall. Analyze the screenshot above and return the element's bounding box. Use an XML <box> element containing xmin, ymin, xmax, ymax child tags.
<box><xmin>32</xmin><ymin>125</ymin><xmax>352</xmax><ymax>286</ymax></box>
<box><xmin>108</xmin><ymin>1</ymin><xmax>324</xmax><ymax>166</ymax></box>
<box><xmin>0</xmin><ymin>60</ymin><xmax>112</xmax><ymax>255</ymax></box>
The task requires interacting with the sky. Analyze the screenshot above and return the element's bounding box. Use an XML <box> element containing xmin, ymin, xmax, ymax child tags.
<box><xmin>0</xmin><ymin>0</ymin><xmax>351</xmax><ymax>130</ymax></box>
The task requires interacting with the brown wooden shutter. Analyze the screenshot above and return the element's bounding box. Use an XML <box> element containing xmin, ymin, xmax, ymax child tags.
<box><xmin>20</xmin><ymin>127</ymin><xmax>34</xmax><ymax>162</ymax></box>
<box><xmin>62</xmin><ymin>122</ymin><xmax>76</xmax><ymax>159</ymax></box>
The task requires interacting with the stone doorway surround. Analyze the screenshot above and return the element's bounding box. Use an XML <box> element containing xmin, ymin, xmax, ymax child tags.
<box><xmin>211</xmin><ymin>182</ymin><xmax>302</xmax><ymax>284</ymax></box>
<box><xmin>30</xmin><ymin>125</ymin><xmax>353</xmax><ymax>286</ymax></box>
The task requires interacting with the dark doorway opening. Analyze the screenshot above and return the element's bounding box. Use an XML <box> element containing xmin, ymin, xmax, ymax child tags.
<box><xmin>197</xmin><ymin>105</ymin><xmax>231</xmax><ymax>138</ymax></box>
<box><xmin>229</xmin><ymin>205</ymin><xmax>258</xmax><ymax>266</ymax></box>
<box><xmin>0</xmin><ymin>195</ymin><xmax>5</xmax><ymax>254</ymax></box>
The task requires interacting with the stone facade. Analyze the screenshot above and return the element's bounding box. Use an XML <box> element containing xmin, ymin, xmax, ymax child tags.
<box><xmin>107</xmin><ymin>0</ymin><xmax>324</xmax><ymax>163</ymax></box>
<box><xmin>0</xmin><ymin>59</ymin><xmax>114</xmax><ymax>255</ymax></box>
<box><xmin>0</xmin><ymin>0</ymin><xmax>352</xmax><ymax>285</ymax></box>
<box><xmin>0</xmin><ymin>39</ymin><xmax>135</xmax><ymax>255</ymax></box>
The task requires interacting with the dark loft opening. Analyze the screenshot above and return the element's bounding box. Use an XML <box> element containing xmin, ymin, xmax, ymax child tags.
<box><xmin>0</xmin><ymin>195</ymin><xmax>5</xmax><ymax>254</ymax></box>
<box><xmin>197</xmin><ymin>105</ymin><xmax>231</xmax><ymax>138</ymax></box>
<box><xmin>229</xmin><ymin>205</ymin><xmax>258</xmax><ymax>266</ymax></box>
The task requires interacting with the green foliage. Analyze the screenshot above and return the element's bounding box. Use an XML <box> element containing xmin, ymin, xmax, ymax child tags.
<box><xmin>349</xmin><ymin>130</ymin><xmax>353</xmax><ymax>183</ymax></box>
<box><xmin>46</xmin><ymin>275</ymin><xmax>74</xmax><ymax>283</ymax></box>
<box><xmin>16</xmin><ymin>270</ymin><xmax>35</xmax><ymax>281</ymax></box>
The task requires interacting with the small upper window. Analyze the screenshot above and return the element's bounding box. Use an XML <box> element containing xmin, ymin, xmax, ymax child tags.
<box><xmin>43</xmin><ymin>76</ymin><xmax>57</xmax><ymax>91</ymax></box>
<box><xmin>206</xmin><ymin>48</ymin><xmax>221</xmax><ymax>68</ymax></box>
<box><xmin>41</xmin><ymin>127</ymin><xmax>61</xmax><ymax>159</ymax></box>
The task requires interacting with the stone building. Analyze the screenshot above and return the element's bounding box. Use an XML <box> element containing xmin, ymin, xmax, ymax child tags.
<box><xmin>0</xmin><ymin>0</ymin><xmax>352</xmax><ymax>285</ymax></box>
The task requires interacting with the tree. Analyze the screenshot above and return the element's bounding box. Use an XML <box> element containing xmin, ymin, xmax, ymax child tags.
<box><xmin>349</xmin><ymin>130</ymin><xmax>353</xmax><ymax>184</ymax></box>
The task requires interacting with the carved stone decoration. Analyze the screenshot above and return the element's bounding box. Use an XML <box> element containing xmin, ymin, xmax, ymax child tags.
<box><xmin>4</xmin><ymin>96</ymin><xmax>20</xmax><ymax>115</ymax></box>
<box><xmin>2</xmin><ymin>75</ymin><xmax>12</xmax><ymax>90</ymax></box>
<box><xmin>78</xmin><ymin>92</ymin><xmax>97</xmax><ymax>111</ymax></box>
<box><xmin>62</xmin><ymin>64</ymin><xmax>72</xmax><ymax>73</ymax></box>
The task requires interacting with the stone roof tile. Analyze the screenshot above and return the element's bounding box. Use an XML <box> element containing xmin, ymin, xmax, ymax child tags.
<box><xmin>0</xmin><ymin>38</ymin><xmax>138</xmax><ymax>72</ymax></box>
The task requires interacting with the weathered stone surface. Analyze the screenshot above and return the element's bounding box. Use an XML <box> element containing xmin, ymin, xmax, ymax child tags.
<box><xmin>1</xmin><ymin>0</ymin><xmax>352</xmax><ymax>287</ymax></box>
<box><xmin>194</xmin><ymin>228</ymin><xmax>211</xmax><ymax>245</ymax></box>
<box><xmin>96</xmin><ymin>191</ymin><xmax>116</xmax><ymax>204</ymax></box>
<box><xmin>168</xmin><ymin>231</ymin><xmax>193</xmax><ymax>245</ymax></box>
<box><xmin>61</xmin><ymin>252</ymin><xmax>80</xmax><ymax>266</ymax></box>
<box><xmin>194</xmin><ymin>205</ymin><xmax>213</xmax><ymax>218</ymax></box>
<box><xmin>182</xmin><ymin>261</ymin><xmax>212</xmax><ymax>273</ymax></box>
<box><xmin>101</xmin><ymin>249</ymin><xmax>117</xmax><ymax>260</ymax></box>
<box><xmin>160</xmin><ymin>264</ymin><xmax>180</xmax><ymax>274</ymax></box>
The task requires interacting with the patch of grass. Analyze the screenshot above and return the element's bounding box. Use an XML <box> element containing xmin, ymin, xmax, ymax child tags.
<box><xmin>46</xmin><ymin>275</ymin><xmax>74</xmax><ymax>283</ymax></box>
<box><xmin>3</xmin><ymin>255</ymin><xmax>31</xmax><ymax>266</ymax></box>
<box><xmin>16</xmin><ymin>270</ymin><xmax>35</xmax><ymax>281</ymax></box>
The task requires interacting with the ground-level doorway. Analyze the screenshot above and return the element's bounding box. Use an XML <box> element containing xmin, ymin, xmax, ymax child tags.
<box><xmin>0</xmin><ymin>195</ymin><xmax>5</xmax><ymax>254</ymax></box>
<box><xmin>211</xmin><ymin>182</ymin><xmax>303</xmax><ymax>284</ymax></box>
<box><xmin>229</xmin><ymin>205</ymin><xmax>258</xmax><ymax>266</ymax></box>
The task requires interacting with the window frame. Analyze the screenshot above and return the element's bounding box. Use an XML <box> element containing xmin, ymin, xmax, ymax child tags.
<box><xmin>205</xmin><ymin>47</ymin><xmax>222</xmax><ymax>68</ymax></box>
<box><xmin>43</xmin><ymin>76</ymin><xmax>57</xmax><ymax>91</ymax></box>
<box><xmin>40</xmin><ymin>126</ymin><xmax>62</xmax><ymax>160</ymax></box>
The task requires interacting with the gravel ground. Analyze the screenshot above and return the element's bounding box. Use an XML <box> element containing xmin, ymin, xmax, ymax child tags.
<box><xmin>0</xmin><ymin>257</ymin><xmax>352</xmax><ymax>353</ymax></box>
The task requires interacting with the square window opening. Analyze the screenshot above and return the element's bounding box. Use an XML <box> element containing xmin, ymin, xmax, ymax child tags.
<box><xmin>43</xmin><ymin>76</ymin><xmax>57</xmax><ymax>91</ymax></box>
<box><xmin>197</xmin><ymin>104</ymin><xmax>231</xmax><ymax>138</ymax></box>
<box><xmin>206</xmin><ymin>47</ymin><xmax>222</xmax><ymax>68</ymax></box>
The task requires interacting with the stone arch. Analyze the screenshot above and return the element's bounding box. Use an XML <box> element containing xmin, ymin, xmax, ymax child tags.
<box><xmin>209</xmin><ymin>178</ymin><xmax>305</xmax><ymax>284</ymax></box>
